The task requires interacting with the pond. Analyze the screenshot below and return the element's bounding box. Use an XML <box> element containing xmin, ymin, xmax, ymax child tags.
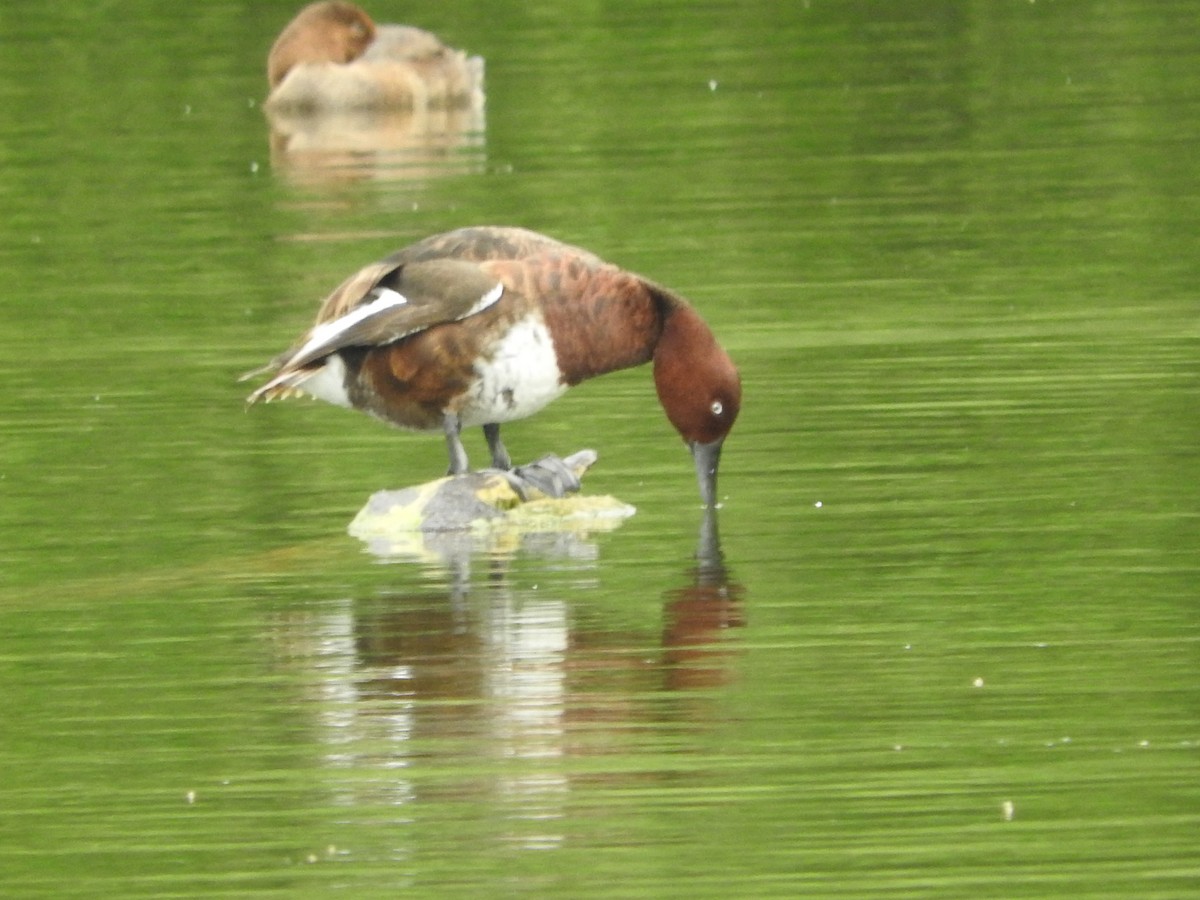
<box><xmin>0</xmin><ymin>0</ymin><xmax>1197</xmax><ymax>896</ymax></box>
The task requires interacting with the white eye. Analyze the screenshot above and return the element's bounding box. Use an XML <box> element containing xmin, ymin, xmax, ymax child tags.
<box><xmin>711</xmin><ymin>400</ymin><xmax>724</xmax><ymax>417</ymax></box>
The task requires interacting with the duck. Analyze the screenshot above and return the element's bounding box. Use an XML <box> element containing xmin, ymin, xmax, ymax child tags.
<box><xmin>245</xmin><ymin>227</ymin><xmax>742</xmax><ymax>507</ymax></box>
<box><xmin>265</xmin><ymin>1</ymin><xmax>484</xmax><ymax>114</ymax></box>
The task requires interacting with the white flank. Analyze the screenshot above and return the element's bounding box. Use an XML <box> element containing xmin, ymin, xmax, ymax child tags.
<box><xmin>460</xmin><ymin>316</ymin><xmax>566</xmax><ymax>426</ymax></box>
<box><xmin>294</xmin><ymin>288</ymin><xmax>408</xmax><ymax>362</ymax></box>
<box><xmin>294</xmin><ymin>355</ymin><xmax>353</xmax><ymax>408</ymax></box>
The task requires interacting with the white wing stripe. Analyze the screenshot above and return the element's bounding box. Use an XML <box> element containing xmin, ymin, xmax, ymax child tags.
<box><xmin>288</xmin><ymin>280</ymin><xmax>500</xmax><ymax>366</ymax></box>
<box><xmin>294</xmin><ymin>288</ymin><xmax>408</xmax><ymax>361</ymax></box>
<box><xmin>459</xmin><ymin>282</ymin><xmax>504</xmax><ymax>320</ymax></box>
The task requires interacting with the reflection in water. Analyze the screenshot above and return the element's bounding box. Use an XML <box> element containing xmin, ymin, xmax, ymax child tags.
<box><xmin>663</xmin><ymin>509</ymin><xmax>746</xmax><ymax>692</ymax></box>
<box><xmin>484</xmin><ymin>594</ymin><xmax>570</xmax><ymax>850</ymax></box>
<box><xmin>286</xmin><ymin>511</ymin><xmax>744</xmax><ymax>848</ymax></box>
<box><xmin>266</xmin><ymin>102</ymin><xmax>486</xmax><ymax>187</ymax></box>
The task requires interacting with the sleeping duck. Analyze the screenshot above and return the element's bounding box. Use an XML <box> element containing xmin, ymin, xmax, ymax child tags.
<box><xmin>265</xmin><ymin>1</ymin><xmax>484</xmax><ymax>113</ymax></box>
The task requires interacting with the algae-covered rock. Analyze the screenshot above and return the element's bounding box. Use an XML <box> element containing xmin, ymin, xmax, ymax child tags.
<box><xmin>348</xmin><ymin>450</ymin><xmax>635</xmax><ymax>559</ymax></box>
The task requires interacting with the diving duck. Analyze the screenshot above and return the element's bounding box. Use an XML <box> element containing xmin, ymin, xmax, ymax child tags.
<box><xmin>245</xmin><ymin>227</ymin><xmax>742</xmax><ymax>507</ymax></box>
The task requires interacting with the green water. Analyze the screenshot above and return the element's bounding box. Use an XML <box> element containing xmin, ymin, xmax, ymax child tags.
<box><xmin>1</xmin><ymin>1</ymin><xmax>1197</xmax><ymax>896</ymax></box>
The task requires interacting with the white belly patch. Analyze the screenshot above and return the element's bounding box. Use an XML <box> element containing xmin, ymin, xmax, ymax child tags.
<box><xmin>296</xmin><ymin>355</ymin><xmax>353</xmax><ymax>408</ymax></box>
<box><xmin>459</xmin><ymin>317</ymin><xmax>566</xmax><ymax>426</ymax></box>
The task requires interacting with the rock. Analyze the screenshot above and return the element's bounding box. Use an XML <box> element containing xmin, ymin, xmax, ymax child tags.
<box><xmin>348</xmin><ymin>450</ymin><xmax>636</xmax><ymax>551</ymax></box>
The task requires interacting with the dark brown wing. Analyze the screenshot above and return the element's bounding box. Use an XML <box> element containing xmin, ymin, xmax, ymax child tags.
<box><xmin>262</xmin><ymin>257</ymin><xmax>503</xmax><ymax>376</ymax></box>
<box><xmin>247</xmin><ymin>227</ymin><xmax>606</xmax><ymax>390</ymax></box>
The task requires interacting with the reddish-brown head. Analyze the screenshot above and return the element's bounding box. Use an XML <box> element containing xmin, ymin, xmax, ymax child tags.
<box><xmin>653</xmin><ymin>304</ymin><xmax>742</xmax><ymax>506</ymax></box>
<box><xmin>268</xmin><ymin>1</ymin><xmax>377</xmax><ymax>88</ymax></box>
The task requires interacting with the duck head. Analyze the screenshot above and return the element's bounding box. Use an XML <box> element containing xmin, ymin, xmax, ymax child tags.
<box><xmin>653</xmin><ymin>304</ymin><xmax>742</xmax><ymax>508</ymax></box>
<box><xmin>268</xmin><ymin>1</ymin><xmax>378</xmax><ymax>88</ymax></box>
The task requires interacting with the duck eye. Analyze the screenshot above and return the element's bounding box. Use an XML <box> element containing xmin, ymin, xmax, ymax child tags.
<box><xmin>711</xmin><ymin>400</ymin><xmax>724</xmax><ymax>417</ymax></box>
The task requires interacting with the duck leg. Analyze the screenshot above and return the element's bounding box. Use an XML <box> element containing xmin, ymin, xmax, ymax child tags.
<box><xmin>483</xmin><ymin>423</ymin><xmax>512</xmax><ymax>470</ymax></box>
<box><xmin>443</xmin><ymin>412</ymin><xmax>470</xmax><ymax>475</ymax></box>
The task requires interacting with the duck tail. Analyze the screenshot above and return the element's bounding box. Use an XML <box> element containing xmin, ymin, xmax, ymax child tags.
<box><xmin>244</xmin><ymin>368</ymin><xmax>309</xmax><ymax>406</ymax></box>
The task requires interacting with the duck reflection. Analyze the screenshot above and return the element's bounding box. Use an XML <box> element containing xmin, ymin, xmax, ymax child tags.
<box><xmin>286</xmin><ymin>510</ymin><xmax>744</xmax><ymax>844</ymax></box>
<box><xmin>265</xmin><ymin>102</ymin><xmax>486</xmax><ymax>188</ymax></box>
<box><xmin>324</xmin><ymin>578</ymin><xmax>571</xmax><ymax>846</ymax></box>
<box><xmin>662</xmin><ymin>509</ymin><xmax>746</xmax><ymax>691</ymax></box>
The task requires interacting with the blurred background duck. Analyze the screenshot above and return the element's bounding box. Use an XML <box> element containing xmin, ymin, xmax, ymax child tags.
<box><xmin>265</xmin><ymin>1</ymin><xmax>484</xmax><ymax>114</ymax></box>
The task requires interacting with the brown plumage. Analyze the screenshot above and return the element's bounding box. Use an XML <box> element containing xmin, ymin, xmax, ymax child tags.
<box><xmin>265</xmin><ymin>1</ymin><xmax>483</xmax><ymax>113</ymax></box>
<box><xmin>246</xmin><ymin>227</ymin><xmax>741</xmax><ymax>506</ymax></box>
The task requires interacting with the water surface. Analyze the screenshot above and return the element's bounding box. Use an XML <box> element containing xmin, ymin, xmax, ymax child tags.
<box><xmin>0</xmin><ymin>1</ymin><xmax>1197</xmax><ymax>896</ymax></box>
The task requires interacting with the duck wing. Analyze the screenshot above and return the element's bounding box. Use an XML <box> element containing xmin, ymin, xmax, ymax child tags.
<box><xmin>279</xmin><ymin>257</ymin><xmax>503</xmax><ymax>373</ymax></box>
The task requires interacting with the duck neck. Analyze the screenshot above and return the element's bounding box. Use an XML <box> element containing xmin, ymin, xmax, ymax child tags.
<box><xmin>652</xmin><ymin>299</ymin><xmax>717</xmax><ymax>397</ymax></box>
<box><xmin>541</xmin><ymin>274</ymin><xmax>675</xmax><ymax>385</ymax></box>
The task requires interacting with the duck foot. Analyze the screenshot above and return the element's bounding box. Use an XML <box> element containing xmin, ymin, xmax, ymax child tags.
<box><xmin>499</xmin><ymin>450</ymin><xmax>595</xmax><ymax>500</ymax></box>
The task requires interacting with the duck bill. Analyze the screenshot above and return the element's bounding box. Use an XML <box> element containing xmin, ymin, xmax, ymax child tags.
<box><xmin>690</xmin><ymin>438</ymin><xmax>724</xmax><ymax>508</ymax></box>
